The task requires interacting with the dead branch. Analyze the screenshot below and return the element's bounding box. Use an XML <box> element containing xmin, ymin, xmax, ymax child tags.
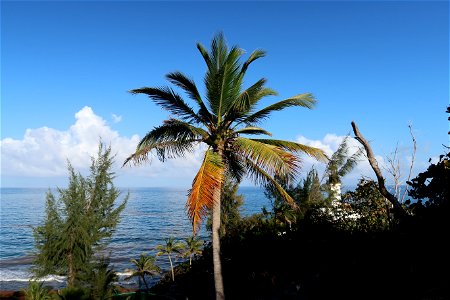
<box><xmin>400</xmin><ymin>124</ymin><xmax>416</xmax><ymax>203</ymax></box>
<box><xmin>351</xmin><ymin>121</ymin><xmax>408</xmax><ymax>218</ymax></box>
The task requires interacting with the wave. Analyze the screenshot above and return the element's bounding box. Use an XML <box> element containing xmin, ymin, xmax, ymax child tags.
<box><xmin>0</xmin><ymin>270</ymin><xmax>65</xmax><ymax>283</ymax></box>
<box><xmin>116</xmin><ymin>271</ymin><xmax>133</xmax><ymax>277</ymax></box>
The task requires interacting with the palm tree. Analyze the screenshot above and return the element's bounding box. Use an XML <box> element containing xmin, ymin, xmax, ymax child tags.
<box><xmin>324</xmin><ymin>136</ymin><xmax>362</xmax><ymax>202</ymax></box>
<box><xmin>124</xmin><ymin>33</ymin><xmax>327</xmax><ymax>299</ymax></box>
<box><xmin>181</xmin><ymin>236</ymin><xmax>204</xmax><ymax>266</ymax></box>
<box><xmin>127</xmin><ymin>253</ymin><xmax>161</xmax><ymax>292</ymax></box>
<box><xmin>155</xmin><ymin>237</ymin><xmax>185</xmax><ymax>282</ymax></box>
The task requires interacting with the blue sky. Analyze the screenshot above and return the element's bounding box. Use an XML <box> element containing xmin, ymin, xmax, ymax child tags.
<box><xmin>1</xmin><ymin>1</ymin><xmax>449</xmax><ymax>188</ymax></box>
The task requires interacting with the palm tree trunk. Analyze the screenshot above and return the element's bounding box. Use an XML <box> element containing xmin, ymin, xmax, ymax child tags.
<box><xmin>168</xmin><ymin>255</ymin><xmax>175</xmax><ymax>281</ymax></box>
<box><xmin>212</xmin><ymin>186</ymin><xmax>225</xmax><ymax>300</ymax></box>
<box><xmin>142</xmin><ymin>275</ymin><xmax>149</xmax><ymax>292</ymax></box>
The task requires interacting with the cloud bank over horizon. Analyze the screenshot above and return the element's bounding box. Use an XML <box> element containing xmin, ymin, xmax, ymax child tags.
<box><xmin>1</xmin><ymin>107</ymin><xmax>419</xmax><ymax>188</ymax></box>
<box><xmin>1</xmin><ymin>106</ymin><xmax>203</xmax><ymax>188</ymax></box>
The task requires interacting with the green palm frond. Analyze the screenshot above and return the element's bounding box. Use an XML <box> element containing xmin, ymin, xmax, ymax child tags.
<box><xmin>338</xmin><ymin>149</ymin><xmax>363</xmax><ymax>178</ymax></box>
<box><xmin>251</xmin><ymin>139</ymin><xmax>328</xmax><ymax>162</ymax></box>
<box><xmin>326</xmin><ymin>136</ymin><xmax>363</xmax><ymax>184</ymax></box>
<box><xmin>166</xmin><ymin>71</ymin><xmax>213</xmax><ymax>124</ymax></box>
<box><xmin>129</xmin><ymin>87</ymin><xmax>203</xmax><ymax>124</ymax></box>
<box><xmin>129</xmin><ymin>253</ymin><xmax>160</xmax><ymax>278</ymax></box>
<box><xmin>224</xmin><ymin>78</ymin><xmax>277</xmax><ymax>122</ymax></box>
<box><xmin>244</xmin><ymin>157</ymin><xmax>298</xmax><ymax>210</ymax></box>
<box><xmin>197</xmin><ymin>42</ymin><xmax>212</xmax><ymax>69</ymax></box>
<box><xmin>239</xmin><ymin>93</ymin><xmax>316</xmax><ymax>125</ymax></box>
<box><xmin>338</xmin><ymin>143</ymin><xmax>363</xmax><ymax>178</ymax></box>
<box><xmin>123</xmin><ymin>119</ymin><xmax>206</xmax><ymax>165</ymax></box>
<box><xmin>183</xmin><ymin>236</ymin><xmax>203</xmax><ymax>257</ymax></box>
<box><xmin>240</xmin><ymin>49</ymin><xmax>266</xmax><ymax>77</ymax></box>
<box><xmin>234</xmin><ymin>137</ymin><xmax>300</xmax><ymax>181</ymax></box>
<box><xmin>155</xmin><ymin>237</ymin><xmax>185</xmax><ymax>255</ymax></box>
<box><xmin>206</xmin><ymin>48</ymin><xmax>243</xmax><ymax>122</ymax></box>
<box><xmin>199</xmin><ymin>34</ymin><xmax>245</xmax><ymax>124</ymax></box>
<box><xmin>234</xmin><ymin>127</ymin><xmax>272</xmax><ymax>136</ymax></box>
<box><xmin>187</xmin><ymin>150</ymin><xmax>224</xmax><ymax>234</ymax></box>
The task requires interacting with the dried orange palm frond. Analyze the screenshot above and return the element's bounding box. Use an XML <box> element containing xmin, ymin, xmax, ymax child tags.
<box><xmin>187</xmin><ymin>150</ymin><xmax>224</xmax><ymax>234</ymax></box>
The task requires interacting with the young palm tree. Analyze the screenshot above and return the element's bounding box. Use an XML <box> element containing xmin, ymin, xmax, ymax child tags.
<box><xmin>127</xmin><ymin>253</ymin><xmax>161</xmax><ymax>292</ymax></box>
<box><xmin>155</xmin><ymin>237</ymin><xmax>185</xmax><ymax>282</ymax></box>
<box><xmin>124</xmin><ymin>33</ymin><xmax>327</xmax><ymax>299</ymax></box>
<box><xmin>182</xmin><ymin>236</ymin><xmax>204</xmax><ymax>266</ymax></box>
<box><xmin>324</xmin><ymin>136</ymin><xmax>363</xmax><ymax>201</ymax></box>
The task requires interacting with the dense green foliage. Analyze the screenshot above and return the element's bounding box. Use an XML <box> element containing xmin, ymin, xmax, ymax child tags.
<box><xmin>341</xmin><ymin>179</ymin><xmax>391</xmax><ymax>231</ymax></box>
<box><xmin>407</xmin><ymin>151</ymin><xmax>450</xmax><ymax>209</ymax></box>
<box><xmin>32</xmin><ymin>143</ymin><xmax>128</xmax><ymax>290</ymax></box>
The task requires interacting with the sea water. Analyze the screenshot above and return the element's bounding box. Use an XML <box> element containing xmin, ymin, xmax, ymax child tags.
<box><xmin>0</xmin><ymin>187</ymin><xmax>270</xmax><ymax>291</ymax></box>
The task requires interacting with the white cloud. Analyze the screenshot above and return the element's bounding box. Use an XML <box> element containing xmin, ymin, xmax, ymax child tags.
<box><xmin>1</xmin><ymin>106</ymin><xmax>204</xmax><ymax>187</ymax></box>
<box><xmin>295</xmin><ymin>133</ymin><xmax>395</xmax><ymax>186</ymax></box>
<box><xmin>0</xmin><ymin>108</ymin><xmax>423</xmax><ymax>189</ymax></box>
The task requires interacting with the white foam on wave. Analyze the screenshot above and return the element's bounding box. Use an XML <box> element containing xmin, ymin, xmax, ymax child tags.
<box><xmin>0</xmin><ymin>270</ymin><xmax>66</xmax><ymax>283</ymax></box>
<box><xmin>116</xmin><ymin>271</ymin><xmax>133</xmax><ymax>277</ymax></box>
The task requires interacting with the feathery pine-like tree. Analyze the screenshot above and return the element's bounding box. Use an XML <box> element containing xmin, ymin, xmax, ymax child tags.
<box><xmin>32</xmin><ymin>143</ymin><xmax>128</xmax><ymax>287</ymax></box>
<box><xmin>125</xmin><ymin>33</ymin><xmax>327</xmax><ymax>299</ymax></box>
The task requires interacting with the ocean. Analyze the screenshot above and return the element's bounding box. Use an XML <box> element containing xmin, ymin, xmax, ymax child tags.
<box><xmin>0</xmin><ymin>187</ymin><xmax>271</xmax><ymax>291</ymax></box>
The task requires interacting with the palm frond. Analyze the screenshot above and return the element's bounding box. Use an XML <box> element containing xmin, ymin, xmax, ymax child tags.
<box><xmin>325</xmin><ymin>136</ymin><xmax>363</xmax><ymax>183</ymax></box>
<box><xmin>201</xmin><ymin>34</ymin><xmax>245</xmax><ymax>124</ymax></box>
<box><xmin>196</xmin><ymin>42</ymin><xmax>212</xmax><ymax>69</ymax></box>
<box><xmin>187</xmin><ymin>150</ymin><xmax>224</xmax><ymax>234</ymax></box>
<box><xmin>123</xmin><ymin>119</ymin><xmax>206</xmax><ymax>166</ymax></box>
<box><xmin>129</xmin><ymin>87</ymin><xmax>203</xmax><ymax>123</ymax></box>
<box><xmin>244</xmin><ymin>157</ymin><xmax>298</xmax><ymax>210</ymax></box>
<box><xmin>338</xmin><ymin>146</ymin><xmax>364</xmax><ymax>178</ymax></box>
<box><xmin>239</xmin><ymin>93</ymin><xmax>316</xmax><ymax>125</ymax></box>
<box><xmin>234</xmin><ymin>137</ymin><xmax>300</xmax><ymax>182</ymax></box>
<box><xmin>206</xmin><ymin>46</ymin><xmax>243</xmax><ymax>123</ymax></box>
<box><xmin>234</xmin><ymin>127</ymin><xmax>272</xmax><ymax>136</ymax></box>
<box><xmin>224</xmin><ymin>78</ymin><xmax>277</xmax><ymax>122</ymax></box>
<box><xmin>251</xmin><ymin>139</ymin><xmax>328</xmax><ymax>162</ymax></box>
<box><xmin>166</xmin><ymin>72</ymin><xmax>213</xmax><ymax>124</ymax></box>
<box><xmin>240</xmin><ymin>49</ymin><xmax>266</xmax><ymax>77</ymax></box>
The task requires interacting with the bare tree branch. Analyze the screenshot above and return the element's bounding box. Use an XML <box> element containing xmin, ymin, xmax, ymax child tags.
<box><xmin>351</xmin><ymin>121</ymin><xmax>408</xmax><ymax>218</ymax></box>
<box><xmin>401</xmin><ymin>124</ymin><xmax>416</xmax><ymax>203</ymax></box>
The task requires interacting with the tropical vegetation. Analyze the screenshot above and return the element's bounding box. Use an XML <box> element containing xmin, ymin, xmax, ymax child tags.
<box><xmin>21</xmin><ymin>37</ymin><xmax>449</xmax><ymax>300</ymax></box>
<box><xmin>127</xmin><ymin>253</ymin><xmax>161</xmax><ymax>292</ymax></box>
<box><xmin>155</xmin><ymin>237</ymin><xmax>184</xmax><ymax>282</ymax></box>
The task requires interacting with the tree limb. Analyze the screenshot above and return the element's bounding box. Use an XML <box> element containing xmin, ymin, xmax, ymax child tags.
<box><xmin>351</xmin><ymin>121</ymin><xmax>408</xmax><ymax>218</ymax></box>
